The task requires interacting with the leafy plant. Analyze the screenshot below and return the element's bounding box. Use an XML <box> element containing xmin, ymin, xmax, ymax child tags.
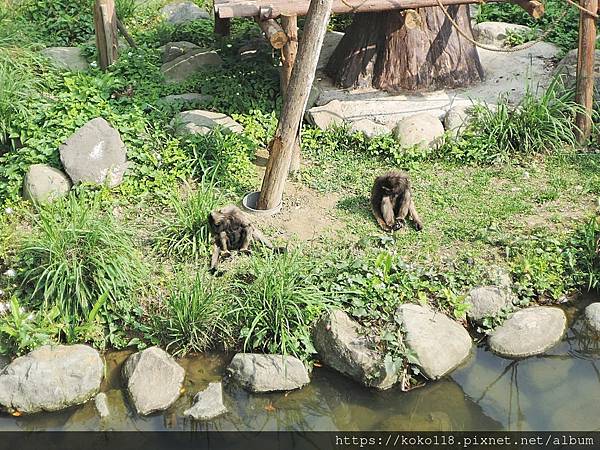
<box><xmin>154</xmin><ymin>176</ymin><xmax>222</xmax><ymax>260</ymax></box>
<box><xmin>156</xmin><ymin>273</ymin><xmax>234</xmax><ymax>356</ymax></box>
<box><xmin>232</xmin><ymin>250</ymin><xmax>330</xmax><ymax>361</ymax></box>
<box><xmin>18</xmin><ymin>194</ymin><xmax>147</xmax><ymax>330</ymax></box>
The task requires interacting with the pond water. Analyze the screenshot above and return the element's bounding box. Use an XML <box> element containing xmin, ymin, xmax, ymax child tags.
<box><xmin>1</xmin><ymin>299</ymin><xmax>599</xmax><ymax>432</ymax></box>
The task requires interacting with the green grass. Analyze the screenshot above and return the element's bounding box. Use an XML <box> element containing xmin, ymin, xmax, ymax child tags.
<box><xmin>18</xmin><ymin>194</ymin><xmax>147</xmax><ymax>329</ymax></box>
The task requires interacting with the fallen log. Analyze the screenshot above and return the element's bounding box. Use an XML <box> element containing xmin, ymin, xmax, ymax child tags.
<box><xmin>256</xmin><ymin>17</ymin><xmax>288</xmax><ymax>48</ymax></box>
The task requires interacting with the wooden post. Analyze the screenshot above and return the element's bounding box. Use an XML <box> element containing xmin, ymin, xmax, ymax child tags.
<box><xmin>575</xmin><ymin>0</ymin><xmax>598</xmax><ymax>144</ymax></box>
<box><xmin>280</xmin><ymin>15</ymin><xmax>301</xmax><ymax>173</ymax></box>
<box><xmin>94</xmin><ymin>0</ymin><xmax>118</xmax><ymax>70</ymax></box>
<box><xmin>215</xmin><ymin>10</ymin><xmax>231</xmax><ymax>36</ymax></box>
<box><xmin>258</xmin><ymin>0</ymin><xmax>333</xmax><ymax>210</ymax></box>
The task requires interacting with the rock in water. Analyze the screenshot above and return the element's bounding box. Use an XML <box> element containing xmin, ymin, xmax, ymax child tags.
<box><xmin>466</xmin><ymin>286</ymin><xmax>515</xmax><ymax>325</ymax></box>
<box><xmin>0</xmin><ymin>345</ymin><xmax>104</xmax><ymax>414</ymax></box>
<box><xmin>584</xmin><ymin>303</ymin><xmax>600</xmax><ymax>334</ymax></box>
<box><xmin>183</xmin><ymin>382</ymin><xmax>227</xmax><ymax>420</ymax></box>
<box><xmin>172</xmin><ymin>110</ymin><xmax>243</xmax><ymax>135</ymax></box>
<box><xmin>160</xmin><ymin>2</ymin><xmax>210</xmax><ymax>24</ymax></box>
<box><xmin>313</xmin><ymin>309</ymin><xmax>398</xmax><ymax>390</ymax></box>
<box><xmin>227</xmin><ymin>354</ymin><xmax>310</xmax><ymax>392</ymax></box>
<box><xmin>393</xmin><ymin>113</ymin><xmax>445</xmax><ymax>149</ymax></box>
<box><xmin>22</xmin><ymin>164</ymin><xmax>71</xmax><ymax>203</ymax></box>
<box><xmin>59</xmin><ymin>117</ymin><xmax>129</xmax><ymax>187</ymax></box>
<box><xmin>395</xmin><ymin>304</ymin><xmax>472</xmax><ymax>380</ymax></box>
<box><xmin>161</xmin><ymin>49</ymin><xmax>222</xmax><ymax>83</ymax></box>
<box><xmin>472</xmin><ymin>22</ymin><xmax>533</xmax><ymax>47</ymax></box>
<box><xmin>94</xmin><ymin>393</ymin><xmax>110</xmax><ymax>419</ymax></box>
<box><xmin>121</xmin><ymin>347</ymin><xmax>185</xmax><ymax>416</ymax></box>
<box><xmin>488</xmin><ymin>306</ymin><xmax>567</xmax><ymax>358</ymax></box>
<box><xmin>41</xmin><ymin>47</ymin><xmax>89</xmax><ymax>72</ymax></box>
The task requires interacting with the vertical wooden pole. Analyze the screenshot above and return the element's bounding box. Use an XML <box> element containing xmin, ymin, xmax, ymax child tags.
<box><xmin>215</xmin><ymin>11</ymin><xmax>231</xmax><ymax>36</ymax></box>
<box><xmin>575</xmin><ymin>0</ymin><xmax>598</xmax><ymax>144</ymax></box>
<box><xmin>94</xmin><ymin>0</ymin><xmax>118</xmax><ymax>70</ymax></box>
<box><xmin>258</xmin><ymin>0</ymin><xmax>334</xmax><ymax>210</ymax></box>
<box><xmin>280</xmin><ymin>15</ymin><xmax>302</xmax><ymax>173</ymax></box>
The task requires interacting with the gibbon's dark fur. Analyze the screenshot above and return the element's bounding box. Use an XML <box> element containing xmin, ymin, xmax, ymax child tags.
<box><xmin>371</xmin><ymin>171</ymin><xmax>423</xmax><ymax>232</ymax></box>
<box><xmin>207</xmin><ymin>205</ymin><xmax>281</xmax><ymax>272</ymax></box>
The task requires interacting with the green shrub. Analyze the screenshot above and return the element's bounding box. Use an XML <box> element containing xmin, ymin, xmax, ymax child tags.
<box><xmin>154</xmin><ymin>177</ymin><xmax>222</xmax><ymax>260</ymax></box>
<box><xmin>156</xmin><ymin>273</ymin><xmax>233</xmax><ymax>356</ymax></box>
<box><xmin>232</xmin><ymin>250</ymin><xmax>330</xmax><ymax>361</ymax></box>
<box><xmin>18</xmin><ymin>194</ymin><xmax>147</xmax><ymax>329</ymax></box>
<box><xmin>571</xmin><ymin>216</ymin><xmax>600</xmax><ymax>291</ymax></box>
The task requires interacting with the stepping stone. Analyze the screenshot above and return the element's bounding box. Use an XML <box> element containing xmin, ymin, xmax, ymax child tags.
<box><xmin>172</xmin><ymin>109</ymin><xmax>243</xmax><ymax>135</ymax></box>
<box><xmin>161</xmin><ymin>49</ymin><xmax>222</xmax><ymax>84</ymax></box>
<box><xmin>227</xmin><ymin>353</ymin><xmax>309</xmax><ymax>392</ymax></box>
<box><xmin>183</xmin><ymin>382</ymin><xmax>227</xmax><ymax>420</ymax></box>
<box><xmin>22</xmin><ymin>164</ymin><xmax>71</xmax><ymax>203</ymax></box>
<box><xmin>584</xmin><ymin>303</ymin><xmax>600</xmax><ymax>334</ymax></box>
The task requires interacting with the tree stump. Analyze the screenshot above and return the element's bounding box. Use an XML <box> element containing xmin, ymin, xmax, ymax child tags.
<box><xmin>326</xmin><ymin>7</ymin><xmax>484</xmax><ymax>92</ymax></box>
<box><xmin>94</xmin><ymin>0</ymin><xmax>118</xmax><ymax>70</ymax></box>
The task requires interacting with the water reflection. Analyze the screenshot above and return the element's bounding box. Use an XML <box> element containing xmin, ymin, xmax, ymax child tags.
<box><xmin>1</xmin><ymin>301</ymin><xmax>599</xmax><ymax>431</ymax></box>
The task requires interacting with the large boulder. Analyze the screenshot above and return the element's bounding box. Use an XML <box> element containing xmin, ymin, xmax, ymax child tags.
<box><xmin>160</xmin><ymin>2</ymin><xmax>210</xmax><ymax>24</ymax></box>
<box><xmin>183</xmin><ymin>382</ymin><xmax>227</xmax><ymax>420</ymax></box>
<box><xmin>41</xmin><ymin>47</ymin><xmax>89</xmax><ymax>72</ymax></box>
<box><xmin>317</xmin><ymin>31</ymin><xmax>345</xmax><ymax>70</ymax></box>
<box><xmin>395</xmin><ymin>304</ymin><xmax>472</xmax><ymax>380</ymax></box>
<box><xmin>121</xmin><ymin>347</ymin><xmax>185</xmax><ymax>415</ymax></box>
<box><xmin>159</xmin><ymin>41</ymin><xmax>200</xmax><ymax>63</ymax></box>
<box><xmin>172</xmin><ymin>109</ymin><xmax>243</xmax><ymax>135</ymax></box>
<box><xmin>473</xmin><ymin>22</ymin><xmax>533</xmax><ymax>47</ymax></box>
<box><xmin>0</xmin><ymin>345</ymin><xmax>103</xmax><ymax>414</ymax></box>
<box><xmin>555</xmin><ymin>49</ymin><xmax>600</xmax><ymax>102</ymax></box>
<box><xmin>59</xmin><ymin>117</ymin><xmax>129</xmax><ymax>187</ymax></box>
<box><xmin>22</xmin><ymin>164</ymin><xmax>71</xmax><ymax>203</ymax></box>
<box><xmin>306</xmin><ymin>100</ymin><xmax>345</xmax><ymax>130</ymax></box>
<box><xmin>349</xmin><ymin>119</ymin><xmax>391</xmax><ymax>139</ymax></box>
<box><xmin>466</xmin><ymin>286</ymin><xmax>515</xmax><ymax>325</ymax></box>
<box><xmin>313</xmin><ymin>309</ymin><xmax>398</xmax><ymax>390</ymax></box>
<box><xmin>393</xmin><ymin>113</ymin><xmax>445</xmax><ymax>148</ymax></box>
<box><xmin>227</xmin><ymin>353</ymin><xmax>310</xmax><ymax>392</ymax></box>
<box><xmin>584</xmin><ymin>303</ymin><xmax>600</xmax><ymax>334</ymax></box>
<box><xmin>488</xmin><ymin>306</ymin><xmax>567</xmax><ymax>358</ymax></box>
<box><xmin>161</xmin><ymin>49</ymin><xmax>222</xmax><ymax>83</ymax></box>
<box><xmin>443</xmin><ymin>105</ymin><xmax>473</xmax><ymax>135</ymax></box>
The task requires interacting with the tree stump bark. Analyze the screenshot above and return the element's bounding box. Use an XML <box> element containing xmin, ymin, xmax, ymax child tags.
<box><xmin>326</xmin><ymin>7</ymin><xmax>484</xmax><ymax>92</ymax></box>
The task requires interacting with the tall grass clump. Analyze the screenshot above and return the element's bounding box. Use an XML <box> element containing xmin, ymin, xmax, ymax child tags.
<box><xmin>573</xmin><ymin>216</ymin><xmax>600</xmax><ymax>291</ymax></box>
<box><xmin>464</xmin><ymin>77</ymin><xmax>581</xmax><ymax>157</ymax></box>
<box><xmin>154</xmin><ymin>177</ymin><xmax>222</xmax><ymax>260</ymax></box>
<box><xmin>19</xmin><ymin>194</ymin><xmax>147</xmax><ymax>326</ymax></box>
<box><xmin>156</xmin><ymin>273</ymin><xmax>233</xmax><ymax>356</ymax></box>
<box><xmin>232</xmin><ymin>250</ymin><xmax>331</xmax><ymax>361</ymax></box>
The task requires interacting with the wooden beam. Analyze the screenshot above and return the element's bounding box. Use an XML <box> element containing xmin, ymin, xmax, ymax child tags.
<box><xmin>575</xmin><ymin>0</ymin><xmax>598</xmax><ymax>144</ymax></box>
<box><xmin>280</xmin><ymin>15</ymin><xmax>301</xmax><ymax>173</ymax></box>
<box><xmin>94</xmin><ymin>0</ymin><xmax>118</xmax><ymax>70</ymax></box>
<box><xmin>258</xmin><ymin>0</ymin><xmax>333</xmax><ymax>210</ymax></box>
<box><xmin>214</xmin><ymin>10</ymin><xmax>231</xmax><ymax>36</ymax></box>
<box><xmin>215</xmin><ymin>0</ymin><xmax>544</xmax><ymax>18</ymax></box>
<box><xmin>256</xmin><ymin>18</ymin><xmax>288</xmax><ymax>48</ymax></box>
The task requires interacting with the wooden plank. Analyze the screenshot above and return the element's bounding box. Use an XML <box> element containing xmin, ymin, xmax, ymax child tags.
<box><xmin>94</xmin><ymin>0</ymin><xmax>118</xmax><ymax>70</ymax></box>
<box><xmin>214</xmin><ymin>9</ymin><xmax>231</xmax><ymax>35</ymax></box>
<box><xmin>215</xmin><ymin>0</ymin><xmax>544</xmax><ymax>18</ymax></box>
<box><xmin>258</xmin><ymin>0</ymin><xmax>333</xmax><ymax>210</ymax></box>
<box><xmin>575</xmin><ymin>0</ymin><xmax>598</xmax><ymax>144</ymax></box>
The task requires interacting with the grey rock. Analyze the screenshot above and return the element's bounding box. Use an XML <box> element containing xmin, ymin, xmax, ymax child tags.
<box><xmin>555</xmin><ymin>49</ymin><xmax>600</xmax><ymax>102</ymax></box>
<box><xmin>159</xmin><ymin>93</ymin><xmax>213</xmax><ymax>105</ymax></box>
<box><xmin>172</xmin><ymin>109</ymin><xmax>243</xmax><ymax>135</ymax></box>
<box><xmin>317</xmin><ymin>31</ymin><xmax>345</xmax><ymax>70</ymax></box>
<box><xmin>59</xmin><ymin>117</ymin><xmax>129</xmax><ymax>187</ymax></box>
<box><xmin>313</xmin><ymin>309</ymin><xmax>398</xmax><ymax>390</ymax></box>
<box><xmin>94</xmin><ymin>393</ymin><xmax>110</xmax><ymax>418</ymax></box>
<box><xmin>183</xmin><ymin>382</ymin><xmax>227</xmax><ymax>420</ymax></box>
<box><xmin>584</xmin><ymin>303</ymin><xmax>600</xmax><ymax>334</ymax></box>
<box><xmin>443</xmin><ymin>105</ymin><xmax>473</xmax><ymax>135</ymax></box>
<box><xmin>487</xmin><ymin>266</ymin><xmax>513</xmax><ymax>290</ymax></box>
<box><xmin>0</xmin><ymin>345</ymin><xmax>104</xmax><ymax>414</ymax></box>
<box><xmin>306</xmin><ymin>84</ymin><xmax>323</xmax><ymax>110</ymax></box>
<box><xmin>466</xmin><ymin>286</ymin><xmax>515</xmax><ymax>325</ymax></box>
<box><xmin>0</xmin><ymin>356</ymin><xmax>9</xmax><ymax>371</ymax></box>
<box><xmin>239</xmin><ymin>38</ymin><xmax>270</xmax><ymax>60</ymax></box>
<box><xmin>159</xmin><ymin>41</ymin><xmax>200</xmax><ymax>63</ymax></box>
<box><xmin>473</xmin><ymin>22</ymin><xmax>533</xmax><ymax>47</ymax></box>
<box><xmin>396</xmin><ymin>304</ymin><xmax>472</xmax><ymax>380</ymax></box>
<box><xmin>122</xmin><ymin>347</ymin><xmax>185</xmax><ymax>415</ymax></box>
<box><xmin>394</xmin><ymin>113</ymin><xmax>445</xmax><ymax>148</ymax></box>
<box><xmin>41</xmin><ymin>47</ymin><xmax>89</xmax><ymax>72</ymax></box>
<box><xmin>161</xmin><ymin>2</ymin><xmax>210</xmax><ymax>24</ymax></box>
<box><xmin>307</xmin><ymin>100</ymin><xmax>345</xmax><ymax>130</ymax></box>
<box><xmin>349</xmin><ymin>119</ymin><xmax>391</xmax><ymax>138</ymax></box>
<box><xmin>227</xmin><ymin>353</ymin><xmax>310</xmax><ymax>392</ymax></box>
<box><xmin>161</xmin><ymin>48</ymin><xmax>222</xmax><ymax>83</ymax></box>
<box><xmin>489</xmin><ymin>306</ymin><xmax>567</xmax><ymax>358</ymax></box>
<box><xmin>22</xmin><ymin>164</ymin><xmax>71</xmax><ymax>203</ymax></box>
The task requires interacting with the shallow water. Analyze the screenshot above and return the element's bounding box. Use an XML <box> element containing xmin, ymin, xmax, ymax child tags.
<box><xmin>1</xmin><ymin>300</ymin><xmax>599</xmax><ymax>431</ymax></box>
